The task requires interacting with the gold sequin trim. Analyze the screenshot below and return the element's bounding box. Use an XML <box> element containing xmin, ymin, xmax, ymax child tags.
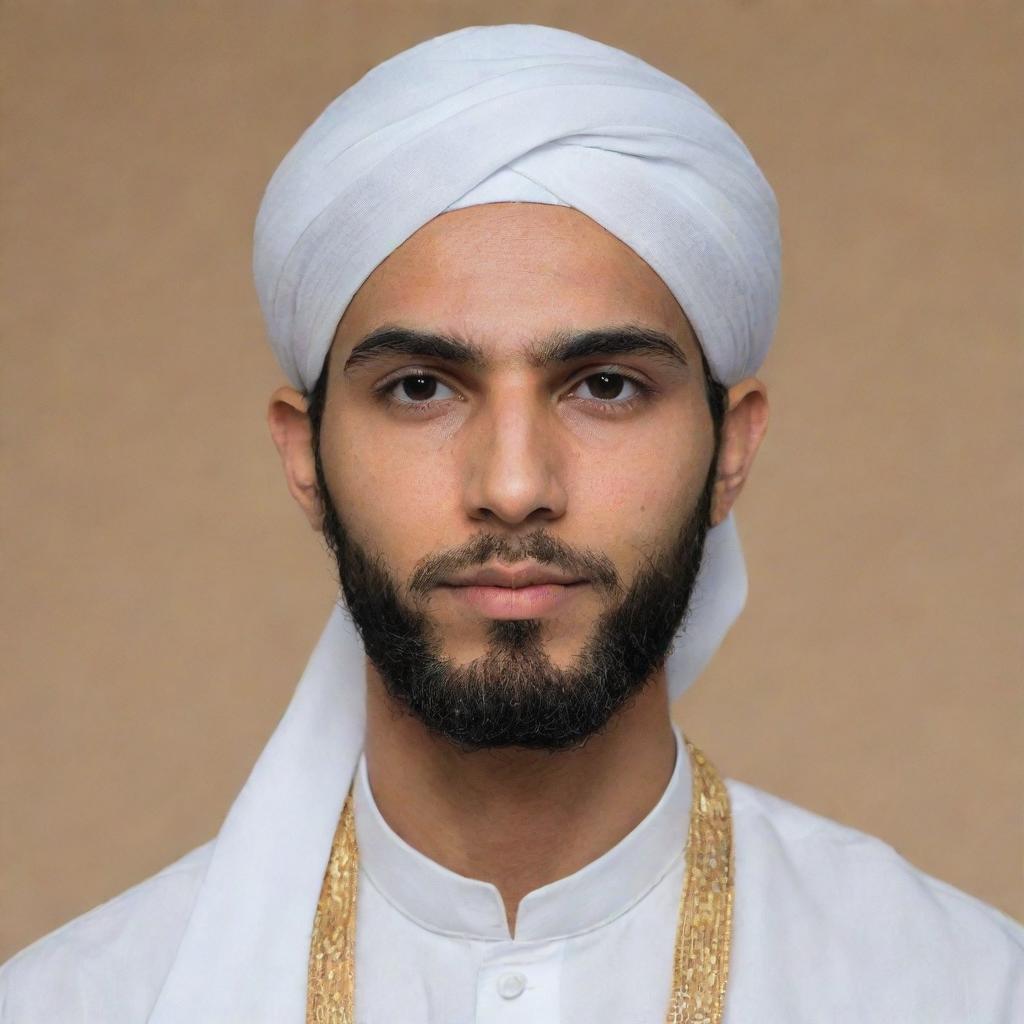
<box><xmin>307</xmin><ymin>792</ymin><xmax>357</xmax><ymax>1024</ymax></box>
<box><xmin>306</xmin><ymin>740</ymin><xmax>733</xmax><ymax>1024</ymax></box>
<box><xmin>665</xmin><ymin>740</ymin><xmax>734</xmax><ymax>1023</ymax></box>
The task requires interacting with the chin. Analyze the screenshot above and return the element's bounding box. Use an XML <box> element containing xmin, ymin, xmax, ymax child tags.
<box><xmin>441</xmin><ymin>616</ymin><xmax>589</xmax><ymax>664</ymax></box>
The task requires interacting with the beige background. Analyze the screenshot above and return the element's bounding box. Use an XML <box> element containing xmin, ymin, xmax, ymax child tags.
<box><xmin>2</xmin><ymin>1</ymin><xmax>1021</xmax><ymax>960</ymax></box>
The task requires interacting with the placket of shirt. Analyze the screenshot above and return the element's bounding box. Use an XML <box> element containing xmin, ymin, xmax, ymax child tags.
<box><xmin>473</xmin><ymin>936</ymin><xmax>564</xmax><ymax>1022</ymax></box>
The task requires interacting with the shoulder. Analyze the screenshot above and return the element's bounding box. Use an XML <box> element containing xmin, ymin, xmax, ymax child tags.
<box><xmin>0</xmin><ymin>842</ymin><xmax>214</xmax><ymax>1024</ymax></box>
<box><xmin>726</xmin><ymin>779</ymin><xmax>1024</xmax><ymax>1019</ymax></box>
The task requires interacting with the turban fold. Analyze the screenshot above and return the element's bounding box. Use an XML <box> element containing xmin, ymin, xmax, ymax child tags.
<box><xmin>253</xmin><ymin>24</ymin><xmax>781</xmax><ymax>699</ymax></box>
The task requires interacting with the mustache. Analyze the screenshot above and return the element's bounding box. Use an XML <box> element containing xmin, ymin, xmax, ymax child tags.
<box><xmin>407</xmin><ymin>529</ymin><xmax>622</xmax><ymax>597</ymax></box>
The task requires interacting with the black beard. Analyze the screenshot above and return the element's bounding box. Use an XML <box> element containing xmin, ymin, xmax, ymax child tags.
<box><xmin>316</xmin><ymin>460</ymin><xmax>715</xmax><ymax>752</ymax></box>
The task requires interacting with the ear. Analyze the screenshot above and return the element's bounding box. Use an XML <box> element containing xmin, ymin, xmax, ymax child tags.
<box><xmin>710</xmin><ymin>377</ymin><xmax>769</xmax><ymax>527</ymax></box>
<box><xmin>267</xmin><ymin>386</ymin><xmax>323</xmax><ymax>531</ymax></box>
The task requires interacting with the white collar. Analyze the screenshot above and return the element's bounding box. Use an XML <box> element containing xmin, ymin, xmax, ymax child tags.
<box><xmin>354</xmin><ymin>725</ymin><xmax>691</xmax><ymax>943</ymax></box>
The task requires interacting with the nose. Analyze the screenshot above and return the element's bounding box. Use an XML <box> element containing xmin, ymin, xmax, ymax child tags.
<box><xmin>461</xmin><ymin>385</ymin><xmax>568</xmax><ymax>527</ymax></box>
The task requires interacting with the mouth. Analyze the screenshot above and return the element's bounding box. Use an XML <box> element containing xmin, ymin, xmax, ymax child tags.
<box><xmin>437</xmin><ymin>580</ymin><xmax>589</xmax><ymax>619</ymax></box>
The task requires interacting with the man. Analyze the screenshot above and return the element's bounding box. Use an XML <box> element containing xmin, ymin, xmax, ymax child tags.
<box><xmin>1</xmin><ymin>23</ymin><xmax>1020</xmax><ymax>1023</ymax></box>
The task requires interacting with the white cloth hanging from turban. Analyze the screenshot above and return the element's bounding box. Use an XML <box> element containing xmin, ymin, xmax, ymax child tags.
<box><xmin>252</xmin><ymin>22</ymin><xmax>781</xmax><ymax>702</ymax></box>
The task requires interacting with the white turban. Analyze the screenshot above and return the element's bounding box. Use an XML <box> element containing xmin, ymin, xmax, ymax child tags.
<box><xmin>253</xmin><ymin>23</ymin><xmax>781</xmax><ymax>701</ymax></box>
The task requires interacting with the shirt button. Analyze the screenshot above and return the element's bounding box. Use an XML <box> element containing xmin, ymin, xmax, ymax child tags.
<box><xmin>496</xmin><ymin>972</ymin><xmax>527</xmax><ymax>999</ymax></box>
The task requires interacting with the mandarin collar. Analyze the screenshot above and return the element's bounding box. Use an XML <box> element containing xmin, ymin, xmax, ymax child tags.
<box><xmin>353</xmin><ymin>726</ymin><xmax>691</xmax><ymax>943</ymax></box>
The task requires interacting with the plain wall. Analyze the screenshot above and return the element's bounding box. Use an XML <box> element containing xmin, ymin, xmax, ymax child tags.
<box><xmin>2</xmin><ymin>0</ymin><xmax>1021</xmax><ymax>959</ymax></box>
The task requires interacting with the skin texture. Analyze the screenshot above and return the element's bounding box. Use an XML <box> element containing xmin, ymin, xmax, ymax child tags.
<box><xmin>268</xmin><ymin>203</ymin><xmax>768</xmax><ymax>932</ymax></box>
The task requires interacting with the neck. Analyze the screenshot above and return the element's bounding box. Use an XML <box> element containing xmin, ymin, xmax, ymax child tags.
<box><xmin>363</xmin><ymin>663</ymin><xmax>676</xmax><ymax>934</ymax></box>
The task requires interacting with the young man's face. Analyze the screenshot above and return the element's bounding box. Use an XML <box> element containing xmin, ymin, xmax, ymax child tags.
<box><xmin>278</xmin><ymin>203</ymin><xmax>759</xmax><ymax>749</ymax></box>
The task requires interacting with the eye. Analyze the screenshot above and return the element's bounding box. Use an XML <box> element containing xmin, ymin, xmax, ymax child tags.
<box><xmin>385</xmin><ymin>373</ymin><xmax>458</xmax><ymax>405</ymax></box>
<box><xmin>573</xmin><ymin>372</ymin><xmax>644</xmax><ymax>403</ymax></box>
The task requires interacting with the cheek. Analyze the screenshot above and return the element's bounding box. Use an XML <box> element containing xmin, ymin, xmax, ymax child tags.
<box><xmin>566</xmin><ymin>418</ymin><xmax>714</xmax><ymax>541</ymax></box>
<box><xmin>322</xmin><ymin>413</ymin><xmax>460</xmax><ymax>561</ymax></box>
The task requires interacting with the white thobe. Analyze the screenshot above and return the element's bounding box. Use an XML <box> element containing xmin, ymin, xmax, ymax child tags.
<box><xmin>2</xmin><ymin>611</ymin><xmax>1022</xmax><ymax>1022</ymax></box>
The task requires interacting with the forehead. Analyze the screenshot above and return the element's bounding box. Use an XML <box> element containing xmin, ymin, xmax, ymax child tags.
<box><xmin>335</xmin><ymin>203</ymin><xmax>696</xmax><ymax>359</ymax></box>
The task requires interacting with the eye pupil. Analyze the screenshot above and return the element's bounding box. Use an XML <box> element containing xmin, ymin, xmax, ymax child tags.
<box><xmin>402</xmin><ymin>375</ymin><xmax>437</xmax><ymax>401</ymax></box>
<box><xmin>589</xmin><ymin>372</ymin><xmax>624</xmax><ymax>400</ymax></box>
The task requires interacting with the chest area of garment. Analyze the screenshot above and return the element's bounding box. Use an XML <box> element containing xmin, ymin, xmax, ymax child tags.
<box><xmin>351</xmin><ymin>865</ymin><xmax>683</xmax><ymax>1023</ymax></box>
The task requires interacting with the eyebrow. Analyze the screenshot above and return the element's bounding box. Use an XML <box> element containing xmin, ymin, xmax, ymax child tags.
<box><xmin>532</xmin><ymin>326</ymin><xmax>688</xmax><ymax>369</ymax></box>
<box><xmin>342</xmin><ymin>324</ymin><xmax>689</xmax><ymax>373</ymax></box>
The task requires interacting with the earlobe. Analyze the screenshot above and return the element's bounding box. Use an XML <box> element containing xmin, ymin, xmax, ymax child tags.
<box><xmin>710</xmin><ymin>378</ymin><xmax>769</xmax><ymax>526</ymax></box>
<box><xmin>267</xmin><ymin>386</ymin><xmax>324</xmax><ymax>531</ymax></box>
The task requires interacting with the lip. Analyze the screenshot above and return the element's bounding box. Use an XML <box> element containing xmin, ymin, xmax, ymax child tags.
<box><xmin>437</xmin><ymin>562</ymin><xmax>590</xmax><ymax>619</ymax></box>
<box><xmin>441</xmin><ymin>580</ymin><xmax>589</xmax><ymax>619</ymax></box>
<box><xmin>445</xmin><ymin>563</ymin><xmax>587</xmax><ymax>589</ymax></box>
